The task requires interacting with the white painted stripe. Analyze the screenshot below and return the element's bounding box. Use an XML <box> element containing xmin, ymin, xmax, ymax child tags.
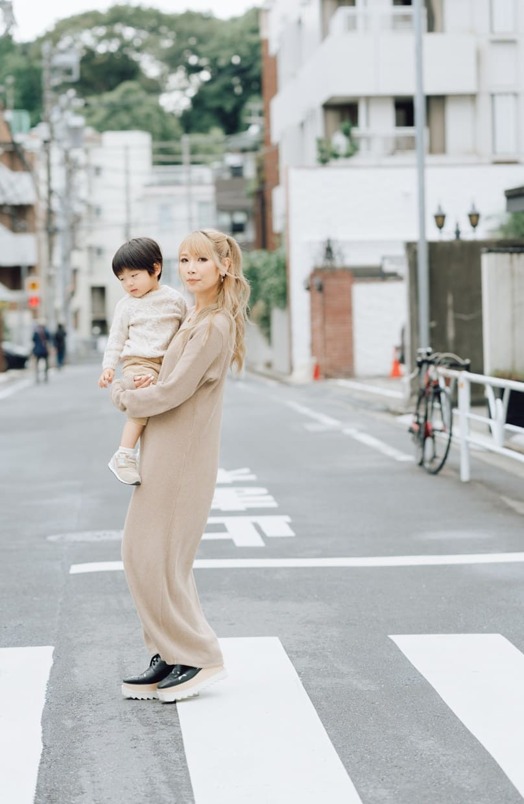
<box><xmin>70</xmin><ymin>551</ymin><xmax>524</xmax><ymax>574</ymax></box>
<box><xmin>178</xmin><ymin>637</ymin><xmax>361</xmax><ymax>803</ymax></box>
<box><xmin>391</xmin><ymin>634</ymin><xmax>524</xmax><ymax>796</ymax></box>
<box><xmin>335</xmin><ymin>378</ymin><xmax>406</xmax><ymax>399</ymax></box>
<box><xmin>284</xmin><ymin>400</ymin><xmax>342</xmax><ymax>427</ymax></box>
<box><xmin>284</xmin><ymin>400</ymin><xmax>412</xmax><ymax>462</ymax></box>
<box><xmin>343</xmin><ymin>427</ymin><xmax>414</xmax><ymax>462</ymax></box>
<box><xmin>0</xmin><ymin>646</ymin><xmax>54</xmax><ymax>803</ymax></box>
<box><xmin>0</xmin><ymin>378</ymin><xmax>33</xmax><ymax>400</ymax></box>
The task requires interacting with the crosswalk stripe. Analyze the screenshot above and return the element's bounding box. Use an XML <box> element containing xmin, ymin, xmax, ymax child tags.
<box><xmin>177</xmin><ymin>637</ymin><xmax>362</xmax><ymax>803</ymax></box>
<box><xmin>0</xmin><ymin>646</ymin><xmax>54</xmax><ymax>803</ymax></box>
<box><xmin>391</xmin><ymin>634</ymin><xmax>524</xmax><ymax>797</ymax></box>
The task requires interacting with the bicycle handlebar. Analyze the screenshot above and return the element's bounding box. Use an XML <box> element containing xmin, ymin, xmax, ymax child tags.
<box><xmin>415</xmin><ymin>349</ymin><xmax>471</xmax><ymax>370</ymax></box>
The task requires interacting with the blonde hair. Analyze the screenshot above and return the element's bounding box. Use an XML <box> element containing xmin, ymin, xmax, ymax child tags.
<box><xmin>178</xmin><ymin>229</ymin><xmax>250</xmax><ymax>371</ymax></box>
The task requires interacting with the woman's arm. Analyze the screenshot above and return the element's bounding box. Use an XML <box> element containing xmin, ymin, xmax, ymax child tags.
<box><xmin>111</xmin><ymin>321</ymin><xmax>228</xmax><ymax>418</ymax></box>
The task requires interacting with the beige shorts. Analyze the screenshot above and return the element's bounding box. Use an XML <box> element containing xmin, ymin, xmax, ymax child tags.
<box><xmin>121</xmin><ymin>356</ymin><xmax>162</xmax><ymax>427</ymax></box>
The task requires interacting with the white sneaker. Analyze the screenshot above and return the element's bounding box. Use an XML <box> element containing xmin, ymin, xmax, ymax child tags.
<box><xmin>108</xmin><ymin>451</ymin><xmax>141</xmax><ymax>485</ymax></box>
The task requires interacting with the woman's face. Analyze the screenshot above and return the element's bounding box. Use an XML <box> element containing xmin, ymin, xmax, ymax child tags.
<box><xmin>179</xmin><ymin>250</ymin><xmax>222</xmax><ymax>302</ymax></box>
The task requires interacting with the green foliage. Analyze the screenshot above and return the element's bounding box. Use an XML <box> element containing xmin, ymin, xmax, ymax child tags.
<box><xmin>83</xmin><ymin>80</ymin><xmax>183</xmax><ymax>141</ymax></box>
<box><xmin>8</xmin><ymin>4</ymin><xmax>261</xmax><ymax>140</ymax></box>
<box><xmin>243</xmin><ymin>249</ymin><xmax>287</xmax><ymax>339</ymax></box>
<box><xmin>499</xmin><ymin>212</ymin><xmax>524</xmax><ymax>239</ymax></box>
<box><xmin>316</xmin><ymin>122</ymin><xmax>358</xmax><ymax>164</ymax></box>
<box><xmin>0</xmin><ymin>37</ymin><xmax>42</xmax><ymax>124</ymax></box>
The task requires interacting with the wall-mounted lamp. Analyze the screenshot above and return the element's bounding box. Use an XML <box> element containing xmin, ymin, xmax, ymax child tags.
<box><xmin>313</xmin><ymin>276</ymin><xmax>324</xmax><ymax>292</ymax></box>
<box><xmin>434</xmin><ymin>204</ymin><xmax>446</xmax><ymax>236</ymax></box>
<box><xmin>433</xmin><ymin>203</ymin><xmax>481</xmax><ymax>239</ymax></box>
<box><xmin>467</xmin><ymin>203</ymin><xmax>480</xmax><ymax>234</ymax></box>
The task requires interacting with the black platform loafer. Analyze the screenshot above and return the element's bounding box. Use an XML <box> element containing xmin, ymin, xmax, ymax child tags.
<box><xmin>121</xmin><ymin>654</ymin><xmax>175</xmax><ymax>700</ymax></box>
<box><xmin>157</xmin><ymin>663</ymin><xmax>227</xmax><ymax>703</ymax></box>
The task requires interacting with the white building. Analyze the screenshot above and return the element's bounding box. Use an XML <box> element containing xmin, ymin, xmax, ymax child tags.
<box><xmin>265</xmin><ymin>0</ymin><xmax>524</xmax><ymax>378</ymax></box>
<box><xmin>68</xmin><ymin>131</ymin><xmax>216</xmax><ymax>346</ymax></box>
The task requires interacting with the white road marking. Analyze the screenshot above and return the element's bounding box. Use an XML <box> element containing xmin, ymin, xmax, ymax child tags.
<box><xmin>69</xmin><ymin>551</ymin><xmax>524</xmax><ymax>574</ymax></box>
<box><xmin>212</xmin><ymin>487</ymin><xmax>278</xmax><ymax>511</ymax></box>
<box><xmin>0</xmin><ymin>378</ymin><xmax>33</xmax><ymax>400</ymax></box>
<box><xmin>285</xmin><ymin>400</ymin><xmax>342</xmax><ymax>427</ymax></box>
<box><xmin>285</xmin><ymin>400</ymin><xmax>413</xmax><ymax>462</ymax></box>
<box><xmin>0</xmin><ymin>646</ymin><xmax>54</xmax><ymax>803</ymax></box>
<box><xmin>216</xmin><ymin>467</ymin><xmax>257</xmax><ymax>484</ymax></box>
<box><xmin>343</xmin><ymin>427</ymin><xmax>414</xmax><ymax>462</ymax></box>
<box><xmin>335</xmin><ymin>378</ymin><xmax>406</xmax><ymax>399</ymax></box>
<box><xmin>177</xmin><ymin>637</ymin><xmax>362</xmax><ymax>804</ymax></box>
<box><xmin>391</xmin><ymin>634</ymin><xmax>524</xmax><ymax>797</ymax></box>
<box><xmin>205</xmin><ymin>515</ymin><xmax>294</xmax><ymax>546</ymax></box>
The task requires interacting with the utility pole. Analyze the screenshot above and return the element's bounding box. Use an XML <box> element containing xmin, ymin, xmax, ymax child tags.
<box><xmin>42</xmin><ymin>42</ymin><xmax>56</xmax><ymax>329</ymax></box>
<box><xmin>414</xmin><ymin>0</ymin><xmax>430</xmax><ymax>349</ymax></box>
<box><xmin>182</xmin><ymin>134</ymin><xmax>193</xmax><ymax>231</ymax></box>
<box><xmin>124</xmin><ymin>144</ymin><xmax>131</xmax><ymax>240</ymax></box>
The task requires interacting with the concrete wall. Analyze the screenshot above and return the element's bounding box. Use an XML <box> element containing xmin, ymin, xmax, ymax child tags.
<box><xmin>353</xmin><ymin>279</ymin><xmax>407</xmax><ymax>377</ymax></box>
<box><xmin>286</xmin><ymin>162</ymin><xmax>524</xmax><ymax>378</ymax></box>
<box><xmin>481</xmin><ymin>249</ymin><xmax>524</xmax><ymax>376</ymax></box>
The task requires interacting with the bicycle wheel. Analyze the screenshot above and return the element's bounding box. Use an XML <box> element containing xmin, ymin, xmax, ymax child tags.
<box><xmin>409</xmin><ymin>392</ymin><xmax>426</xmax><ymax>466</ymax></box>
<box><xmin>421</xmin><ymin>387</ymin><xmax>452</xmax><ymax>474</ymax></box>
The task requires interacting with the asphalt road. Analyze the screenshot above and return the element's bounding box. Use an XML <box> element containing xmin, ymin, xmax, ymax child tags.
<box><xmin>1</xmin><ymin>363</ymin><xmax>524</xmax><ymax>804</ymax></box>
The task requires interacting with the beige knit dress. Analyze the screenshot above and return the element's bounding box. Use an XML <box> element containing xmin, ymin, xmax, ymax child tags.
<box><xmin>111</xmin><ymin>311</ymin><xmax>234</xmax><ymax>668</ymax></box>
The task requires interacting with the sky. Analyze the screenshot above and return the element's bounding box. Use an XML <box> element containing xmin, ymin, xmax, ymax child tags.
<box><xmin>11</xmin><ymin>0</ymin><xmax>259</xmax><ymax>41</ymax></box>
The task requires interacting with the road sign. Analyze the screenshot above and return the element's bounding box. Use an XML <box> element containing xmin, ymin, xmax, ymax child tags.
<box><xmin>25</xmin><ymin>276</ymin><xmax>40</xmax><ymax>294</ymax></box>
<box><xmin>25</xmin><ymin>276</ymin><xmax>41</xmax><ymax>308</ymax></box>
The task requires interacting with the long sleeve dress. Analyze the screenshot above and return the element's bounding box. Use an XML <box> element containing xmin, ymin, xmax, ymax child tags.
<box><xmin>111</xmin><ymin>310</ymin><xmax>234</xmax><ymax>667</ymax></box>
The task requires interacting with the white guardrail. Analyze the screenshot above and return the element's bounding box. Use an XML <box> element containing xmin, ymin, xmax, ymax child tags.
<box><xmin>438</xmin><ymin>368</ymin><xmax>524</xmax><ymax>482</ymax></box>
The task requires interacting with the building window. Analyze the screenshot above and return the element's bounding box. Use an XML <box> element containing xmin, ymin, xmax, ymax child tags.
<box><xmin>157</xmin><ymin>203</ymin><xmax>173</xmax><ymax>229</ymax></box>
<box><xmin>492</xmin><ymin>94</ymin><xmax>517</xmax><ymax>154</ymax></box>
<box><xmin>231</xmin><ymin>211</ymin><xmax>247</xmax><ymax>234</ymax></box>
<box><xmin>490</xmin><ymin>0</ymin><xmax>515</xmax><ymax>34</ymax></box>
<box><xmin>197</xmin><ymin>201</ymin><xmax>215</xmax><ymax>229</ymax></box>
<box><xmin>394</xmin><ymin>98</ymin><xmax>414</xmax><ymax>127</ymax></box>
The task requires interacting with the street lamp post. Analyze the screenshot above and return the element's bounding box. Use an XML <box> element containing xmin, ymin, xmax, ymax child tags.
<box><xmin>414</xmin><ymin>0</ymin><xmax>430</xmax><ymax>349</ymax></box>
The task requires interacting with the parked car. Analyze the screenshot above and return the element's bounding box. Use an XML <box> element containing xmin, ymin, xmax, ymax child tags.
<box><xmin>2</xmin><ymin>341</ymin><xmax>30</xmax><ymax>370</ymax></box>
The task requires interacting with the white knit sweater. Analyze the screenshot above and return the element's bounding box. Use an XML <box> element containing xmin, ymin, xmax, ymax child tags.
<box><xmin>102</xmin><ymin>285</ymin><xmax>187</xmax><ymax>370</ymax></box>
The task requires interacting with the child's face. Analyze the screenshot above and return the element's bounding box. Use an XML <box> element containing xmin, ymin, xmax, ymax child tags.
<box><xmin>117</xmin><ymin>266</ymin><xmax>160</xmax><ymax>298</ymax></box>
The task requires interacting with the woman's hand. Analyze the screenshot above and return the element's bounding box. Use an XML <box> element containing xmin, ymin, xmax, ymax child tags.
<box><xmin>133</xmin><ymin>374</ymin><xmax>156</xmax><ymax>389</ymax></box>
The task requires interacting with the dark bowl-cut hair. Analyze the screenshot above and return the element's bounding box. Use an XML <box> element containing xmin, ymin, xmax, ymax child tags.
<box><xmin>112</xmin><ymin>237</ymin><xmax>163</xmax><ymax>279</ymax></box>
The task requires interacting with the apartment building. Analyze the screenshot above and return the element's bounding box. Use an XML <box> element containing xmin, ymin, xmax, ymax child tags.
<box><xmin>0</xmin><ymin>110</ymin><xmax>38</xmax><ymax>350</ymax></box>
<box><xmin>263</xmin><ymin>0</ymin><xmax>524</xmax><ymax>378</ymax></box>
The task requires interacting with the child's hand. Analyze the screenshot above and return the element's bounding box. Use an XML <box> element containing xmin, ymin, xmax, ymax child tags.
<box><xmin>133</xmin><ymin>374</ymin><xmax>155</xmax><ymax>389</ymax></box>
<box><xmin>98</xmin><ymin>368</ymin><xmax>115</xmax><ymax>388</ymax></box>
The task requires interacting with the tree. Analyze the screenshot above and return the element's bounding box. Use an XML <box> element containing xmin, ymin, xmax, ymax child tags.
<box><xmin>499</xmin><ymin>212</ymin><xmax>524</xmax><ymax>239</ymax></box>
<box><xmin>84</xmin><ymin>80</ymin><xmax>183</xmax><ymax>141</ymax></box>
<box><xmin>243</xmin><ymin>249</ymin><xmax>287</xmax><ymax>339</ymax></box>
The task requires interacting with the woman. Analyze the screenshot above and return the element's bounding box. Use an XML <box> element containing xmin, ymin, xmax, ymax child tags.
<box><xmin>111</xmin><ymin>229</ymin><xmax>249</xmax><ymax>703</ymax></box>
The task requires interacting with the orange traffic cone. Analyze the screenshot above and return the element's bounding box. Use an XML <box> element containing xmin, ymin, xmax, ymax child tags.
<box><xmin>313</xmin><ymin>361</ymin><xmax>321</xmax><ymax>381</ymax></box>
<box><xmin>390</xmin><ymin>347</ymin><xmax>402</xmax><ymax>378</ymax></box>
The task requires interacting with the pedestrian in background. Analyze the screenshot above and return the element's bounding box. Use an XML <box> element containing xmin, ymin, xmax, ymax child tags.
<box><xmin>111</xmin><ymin>228</ymin><xmax>249</xmax><ymax>703</ymax></box>
<box><xmin>98</xmin><ymin>237</ymin><xmax>186</xmax><ymax>486</ymax></box>
<box><xmin>32</xmin><ymin>321</ymin><xmax>51</xmax><ymax>383</ymax></box>
<box><xmin>53</xmin><ymin>323</ymin><xmax>67</xmax><ymax>369</ymax></box>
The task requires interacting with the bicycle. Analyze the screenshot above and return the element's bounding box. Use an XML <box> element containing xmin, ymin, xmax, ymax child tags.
<box><xmin>408</xmin><ymin>347</ymin><xmax>471</xmax><ymax>475</ymax></box>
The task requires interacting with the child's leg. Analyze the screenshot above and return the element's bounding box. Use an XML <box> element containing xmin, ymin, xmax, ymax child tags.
<box><xmin>120</xmin><ymin>419</ymin><xmax>145</xmax><ymax>450</ymax></box>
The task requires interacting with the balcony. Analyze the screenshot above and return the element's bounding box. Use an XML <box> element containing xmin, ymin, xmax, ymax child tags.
<box><xmin>271</xmin><ymin>6</ymin><xmax>477</xmax><ymax>142</ymax></box>
<box><xmin>0</xmin><ymin>165</ymin><xmax>37</xmax><ymax>206</ymax></box>
<box><xmin>0</xmin><ymin>224</ymin><xmax>37</xmax><ymax>267</ymax></box>
<box><xmin>329</xmin><ymin>6</ymin><xmax>419</xmax><ymax>35</ymax></box>
<box><xmin>353</xmin><ymin>127</ymin><xmax>418</xmax><ymax>158</ymax></box>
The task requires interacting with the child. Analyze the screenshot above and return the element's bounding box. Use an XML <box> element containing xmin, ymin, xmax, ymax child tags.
<box><xmin>98</xmin><ymin>237</ymin><xmax>186</xmax><ymax>485</ymax></box>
